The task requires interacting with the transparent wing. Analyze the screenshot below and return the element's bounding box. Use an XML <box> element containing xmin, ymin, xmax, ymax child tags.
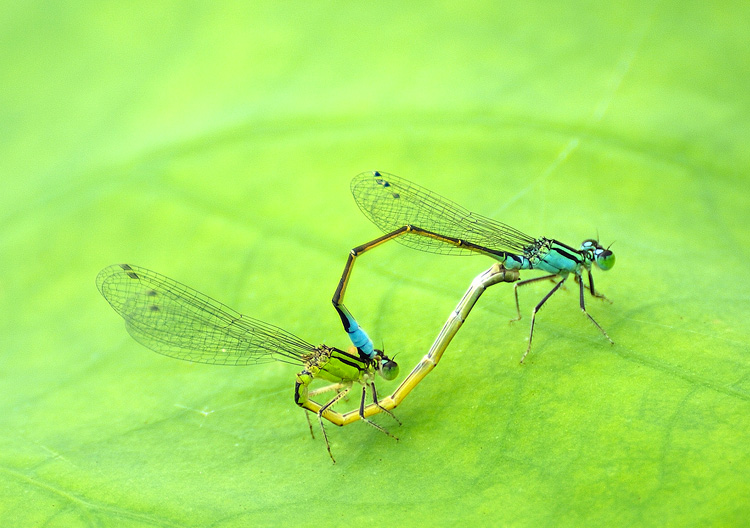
<box><xmin>96</xmin><ymin>264</ymin><xmax>315</xmax><ymax>366</ymax></box>
<box><xmin>351</xmin><ymin>171</ymin><xmax>536</xmax><ymax>255</ymax></box>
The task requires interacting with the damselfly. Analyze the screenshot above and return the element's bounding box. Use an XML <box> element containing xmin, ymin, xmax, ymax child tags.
<box><xmin>333</xmin><ymin>171</ymin><xmax>616</xmax><ymax>362</ymax></box>
<box><xmin>96</xmin><ymin>263</ymin><xmax>400</xmax><ymax>463</ymax></box>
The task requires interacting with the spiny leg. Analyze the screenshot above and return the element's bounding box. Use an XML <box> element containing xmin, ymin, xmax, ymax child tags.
<box><xmin>520</xmin><ymin>276</ymin><xmax>567</xmax><ymax>363</ymax></box>
<box><xmin>368</xmin><ymin>381</ymin><xmax>401</xmax><ymax>426</ymax></box>
<box><xmin>575</xmin><ymin>278</ymin><xmax>612</xmax><ymax>303</ymax></box>
<box><xmin>304</xmin><ymin>382</ymin><xmax>348</xmax><ymax>439</ymax></box>
<box><xmin>308</xmin><ymin>382</ymin><xmax>347</xmax><ymax>398</ymax></box>
<box><xmin>511</xmin><ymin>274</ymin><xmax>558</xmax><ymax>322</ymax></box>
<box><xmin>304</xmin><ymin>411</ymin><xmax>315</xmax><ymax>439</ymax></box>
<box><xmin>316</xmin><ymin>386</ymin><xmax>352</xmax><ymax>463</ymax></box>
<box><xmin>578</xmin><ymin>273</ymin><xmax>614</xmax><ymax>345</ymax></box>
<box><xmin>586</xmin><ymin>270</ymin><xmax>612</xmax><ymax>302</ymax></box>
<box><xmin>357</xmin><ymin>384</ymin><xmax>399</xmax><ymax>439</ymax></box>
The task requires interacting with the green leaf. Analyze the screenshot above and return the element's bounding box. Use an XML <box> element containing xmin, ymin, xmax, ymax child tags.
<box><xmin>1</xmin><ymin>1</ymin><xmax>748</xmax><ymax>526</ymax></box>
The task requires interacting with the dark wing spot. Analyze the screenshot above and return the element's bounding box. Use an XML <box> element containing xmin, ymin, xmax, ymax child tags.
<box><xmin>149</xmin><ymin>305</ymin><xmax>160</xmax><ymax>312</ymax></box>
<box><xmin>146</xmin><ymin>290</ymin><xmax>157</xmax><ymax>297</ymax></box>
<box><xmin>119</xmin><ymin>264</ymin><xmax>140</xmax><ymax>279</ymax></box>
<box><xmin>375</xmin><ymin>176</ymin><xmax>391</xmax><ymax>188</ymax></box>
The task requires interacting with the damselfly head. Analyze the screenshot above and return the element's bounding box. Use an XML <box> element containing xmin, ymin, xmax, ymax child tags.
<box><xmin>581</xmin><ymin>239</ymin><xmax>615</xmax><ymax>271</ymax></box>
<box><xmin>375</xmin><ymin>351</ymin><xmax>399</xmax><ymax>381</ymax></box>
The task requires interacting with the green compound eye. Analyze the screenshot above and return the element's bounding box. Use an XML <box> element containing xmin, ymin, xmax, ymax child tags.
<box><xmin>380</xmin><ymin>358</ymin><xmax>399</xmax><ymax>381</ymax></box>
<box><xmin>595</xmin><ymin>249</ymin><xmax>615</xmax><ymax>271</ymax></box>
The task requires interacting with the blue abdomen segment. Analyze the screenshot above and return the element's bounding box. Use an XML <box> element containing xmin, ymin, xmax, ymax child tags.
<box><xmin>335</xmin><ymin>304</ymin><xmax>376</xmax><ymax>358</ymax></box>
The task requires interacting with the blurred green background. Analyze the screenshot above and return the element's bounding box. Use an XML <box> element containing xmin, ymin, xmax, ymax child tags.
<box><xmin>1</xmin><ymin>1</ymin><xmax>748</xmax><ymax>526</ymax></box>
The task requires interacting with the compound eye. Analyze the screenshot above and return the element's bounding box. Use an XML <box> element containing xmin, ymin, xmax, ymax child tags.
<box><xmin>380</xmin><ymin>359</ymin><xmax>399</xmax><ymax>381</ymax></box>
<box><xmin>595</xmin><ymin>249</ymin><xmax>615</xmax><ymax>270</ymax></box>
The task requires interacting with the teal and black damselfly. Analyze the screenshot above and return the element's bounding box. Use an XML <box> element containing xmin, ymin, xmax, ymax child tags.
<box><xmin>96</xmin><ymin>263</ymin><xmax>401</xmax><ymax>463</ymax></box>
<box><xmin>333</xmin><ymin>171</ymin><xmax>615</xmax><ymax>362</ymax></box>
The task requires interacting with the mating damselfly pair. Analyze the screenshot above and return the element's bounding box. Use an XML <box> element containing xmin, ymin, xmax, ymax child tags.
<box><xmin>97</xmin><ymin>171</ymin><xmax>615</xmax><ymax>461</ymax></box>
